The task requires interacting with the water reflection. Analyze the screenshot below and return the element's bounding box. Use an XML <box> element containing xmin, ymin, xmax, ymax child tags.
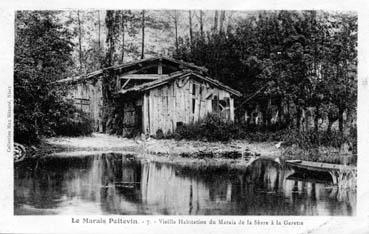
<box><xmin>14</xmin><ymin>154</ymin><xmax>356</xmax><ymax>215</ymax></box>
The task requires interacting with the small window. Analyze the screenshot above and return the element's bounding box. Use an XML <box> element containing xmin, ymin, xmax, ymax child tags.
<box><xmin>219</xmin><ymin>97</ymin><xmax>230</xmax><ymax>110</ymax></box>
<box><xmin>176</xmin><ymin>122</ymin><xmax>184</xmax><ymax>127</ymax></box>
<box><xmin>192</xmin><ymin>84</ymin><xmax>196</xmax><ymax>95</ymax></box>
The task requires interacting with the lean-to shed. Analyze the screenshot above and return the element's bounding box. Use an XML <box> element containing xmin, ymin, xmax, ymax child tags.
<box><xmin>58</xmin><ymin>56</ymin><xmax>242</xmax><ymax>137</ymax></box>
<box><xmin>117</xmin><ymin>70</ymin><xmax>241</xmax><ymax>136</ymax></box>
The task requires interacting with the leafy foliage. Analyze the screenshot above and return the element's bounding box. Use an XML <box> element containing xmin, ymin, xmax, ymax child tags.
<box><xmin>173</xmin><ymin>113</ymin><xmax>238</xmax><ymax>142</ymax></box>
<box><xmin>14</xmin><ymin>11</ymin><xmax>92</xmax><ymax>144</ymax></box>
<box><xmin>53</xmin><ymin>103</ymin><xmax>93</xmax><ymax>137</ymax></box>
<box><xmin>175</xmin><ymin>11</ymin><xmax>357</xmax><ymax>133</ymax></box>
<box><xmin>174</xmin><ymin>113</ymin><xmax>356</xmax><ymax>151</ymax></box>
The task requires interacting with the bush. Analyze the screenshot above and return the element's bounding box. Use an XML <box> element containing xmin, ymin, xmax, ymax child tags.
<box><xmin>155</xmin><ymin>129</ymin><xmax>165</xmax><ymax>139</ymax></box>
<box><xmin>174</xmin><ymin>113</ymin><xmax>238</xmax><ymax>142</ymax></box>
<box><xmin>14</xmin><ymin>118</ymin><xmax>41</xmax><ymax>145</ymax></box>
<box><xmin>53</xmin><ymin>104</ymin><xmax>93</xmax><ymax>137</ymax></box>
<box><xmin>15</xmin><ymin>98</ymin><xmax>93</xmax><ymax>145</ymax></box>
<box><xmin>173</xmin><ymin>113</ymin><xmax>357</xmax><ymax>152</ymax></box>
<box><xmin>281</xmin><ymin>129</ymin><xmax>355</xmax><ymax>149</ymax></box>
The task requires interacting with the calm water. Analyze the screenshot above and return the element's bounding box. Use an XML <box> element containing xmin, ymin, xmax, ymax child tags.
<box><xmin>14</xmin><ymin>153</ymin><xmax>356</xmax><ymax>215</ymax></box>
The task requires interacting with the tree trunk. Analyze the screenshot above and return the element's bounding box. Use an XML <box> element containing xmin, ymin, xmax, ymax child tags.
<box><xmin>199</xmin><ymin>10</ymin><xmax>204</xmax><ymax>38</ymax></box>
<box><xmin>327</xmin><ymin>120</ymin><xmax>333</xmax><ymax>134</ymax></box>
<box><xmin>314</xmin><ymin>105</ymin><xmax>320</xmax><ymax>132</ymax></box>
<box><xmin>327</xmin><ymin>114</ymin><xmax>338</xmax><ymax>134</ymax></box>
<box><xmin>141</xmin><ymin>10</ymin><xmax>145</xmax><ymax>59</ymax></box>
<box><xmin>102</xmin><ymin>10</ymin><xmax>121</xmax><ymax>133</ymax></box>
<box><xmin>97</xmin><ymin>11</ymin><xmax>101</xmax><ymax>50</ymax></box>
<box><xmin>189</xmin><ymin>10</ymin><xmax>193</xmax><ymax>47</ymax></box>
<box><xmin>338</xmin><ymin>107</ymin><xmax>344</xmax><ymax>132</ymax></box>
<box><xmin>97</xmin><ymin>10</ymin><xmax>102</xmax><ymax>68</ymax></box>
<box><xmin>285</xmin><ymin>101</ymin><xmax>291</xmax><ymax>128</ymax></box>
<box><xmin>266</xmin><ymin>97</ymin><xmax>272</xmax><ymax>127</ymax></box>
<box><xmin>296</xmin><ymin>107</ymin><xmax>302</xmax><ymax>132</ymax></box>
<box><xmin>346</xmin><ymin>108</ymin><xmax>354</xmax><ymax>129</ymax></box>
<box><xmin>213</xmin><ymin>11</ymin><xmax>218</xmax><ymax>32</ymax></box>
<box><xmin>219</xmin><ymin>10</ymin><xmax>225</xmax><ymax>33</ymax></box>
<box><xmin>121</xmin><ymin>11</ymin><xmax>125</xmax><ymax>63</ymax></box>
<box><xmin>277</xmin><ymin>97</ymin><xmax>284</xmax><ymax>127</ymax></box>
<box><xmin>305</xmin><ymin>109</ymin><xmax>310</xmax><ymax>132</ymax></box>
<box><xmin>174</xmin><ymin>11</ymin><xmax>178</xmax><ymax>54</ymax></box>
<box><xmin>77</xmin><ymin>10</ymin><xmax>83</xmax><ymax>73</ymax></box>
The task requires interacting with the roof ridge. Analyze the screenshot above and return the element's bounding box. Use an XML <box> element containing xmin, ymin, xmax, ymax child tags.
<box><xmin>57</xmin><ymin>57</ymin><xmax>208</xmax><ymax>84</ymax></box>
<box><xmin>118</xmin><ymin>70</ymin><xmax>241</xmax><ymax>97</ymax></box>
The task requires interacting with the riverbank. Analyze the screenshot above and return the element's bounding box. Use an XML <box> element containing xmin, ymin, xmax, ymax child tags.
<box><xmin>20</xmin><ymin>133</ymin><xmax>283</xmax><ymax>170</ymax></box>
<box><xmin>31</xmin><ymin>133</ymin><xmax>357</xmax><ymax>189</ymax></box>
<box><xmin>22</xmin><ymin>132</ymin><xmax>356</xmax><ymax>168</ymax></box>
<box><xmin>43</xmin><ymin>133</ymin><xmax>281</xmax><ymax>158</ymax></box>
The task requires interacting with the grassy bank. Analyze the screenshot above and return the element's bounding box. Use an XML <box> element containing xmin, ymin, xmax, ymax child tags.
<box><xmin>32</xmin><ymin>113</ymin><xmax>357</xmax><ymax>166</ymax></box>
<box><xmin>170</xmin><ymin>114</ymin><xmax>356</xmax><ymax>165</ymax></box>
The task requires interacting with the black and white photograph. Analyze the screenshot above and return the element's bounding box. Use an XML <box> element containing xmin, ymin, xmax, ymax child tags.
<box><xmin>12</xmin><ymin>9</ymin><xmax>358</xmax><ymax>217</ymax></box>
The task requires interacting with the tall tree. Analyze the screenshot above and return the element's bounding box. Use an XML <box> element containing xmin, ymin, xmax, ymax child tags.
<box><xmin>324</xmin><ymin>13</ymin><xmax>357</xmax><ymax>132</ymax></box>
<box><xmin>101</xmin><ymin>10</ymin><xmax>121</xmax><ymax>132</ymax></box>
<box><xmin>141</xmin><ymin>10</ymin><xmax>145</xmax><ymax>59</ymax></box>
<box><xmin>97</xmin><ymin>10</ymin><xmax>101</xmax><ymax>50</ymax></box>
<box><xmin>219</xmin><ymin>10</ymin><xmax>226</xmax><ymax>33</ymax></box>
<box><xmin>97</xmin><ymin>10</ymin><xmax>104</xmax><ymax>68</ymax></box>
<box><xmin>14</xmin><ymin>11</ymin><xmax>74</xmax><ymax>143</ymax></box>
<box><xmin>120</xmin><ymin>11</ymin><xmax>126</xmax><ymax>63</ymax></box>
<box><xmin>176</xmin><ymin>10</ymin><xmax>357</xmax><ymax>132</ymax></box>
<box><xmin>169</xmin><ymin>10</ymin><xmax>179</xmax><ymax>54</ymax></box>
<box><xmin>213</xmin><ymin>11</ymin><xmax>219</xmax><ymax>32</ymax></box>
<box><xmin>189</xmin><ymin>10</ymin><xmax>193</xmax><ymax>46</ymax></box>
<box><xmin>199</xmin><ymin>10</ymin><xmax>204</xmax><ymax>38</ymax></box>
<box><xmin>77</xmin><ymin>10</ymin><xmax>83</xmax><ymax>72</ymax></box>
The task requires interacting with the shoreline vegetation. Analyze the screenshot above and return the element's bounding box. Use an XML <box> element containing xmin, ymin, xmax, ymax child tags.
<box><xmin>30</xmin><ymin>112</ymin><xmax>356</xmax><ymax>163</ymax></box>
<box><xmin>23</xmin><ymin>114</ymin><xmax>356</xmax><ymax>167</ymax></box>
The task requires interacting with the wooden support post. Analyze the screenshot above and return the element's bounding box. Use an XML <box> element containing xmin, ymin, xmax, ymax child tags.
<box><xmin>230</xmin><ymin>97</ymin><xmax>234</xmax><ymax>121</ymax></box>
<box><xmin>121</xmin><ymin>79</ymin><xmax>131</xmax><ymax>89</ymax></box>
<box><xmin>116</xmin><ymin>76</ymin><xmax>121</xmax><ymax>91</ymax></box>
<box><xmin>158</xmin><ymin>61</ymin><xmax>163</xmax><ymax>75</ymax></box>
<box><xmin>143</xmin><ymin>93</ymin><xmax>149</xmax><ymax>134</ymax></box>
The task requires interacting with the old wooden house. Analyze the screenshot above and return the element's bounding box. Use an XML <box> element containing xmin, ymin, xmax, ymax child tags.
<box><xmin>58</xmin><ymin>56</ymin><xmax>242</xmax><ymax>137</ymax></box>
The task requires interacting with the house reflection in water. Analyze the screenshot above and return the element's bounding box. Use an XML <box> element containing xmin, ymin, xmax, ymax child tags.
<box><xmin>14</xmin><ymin>153</ymin><xmax>356</xmax><ymax>215</ymax></box>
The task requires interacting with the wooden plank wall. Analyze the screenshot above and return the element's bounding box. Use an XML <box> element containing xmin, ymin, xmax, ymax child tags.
<box><xmin>65</xmin><ymin>79</ymin><xmax>103</xmax><ymax>131</ymax></box>
<box><xmin>64</xmin><ymin>76</ymin><xmax>235</xmax><ymax>136</ymax></box>
<box><xmin>88</xmin><ymin>80</ymin><xmax>103</xmax><ymax>131</ymax></box>
<box><xmin>145</xmin><ymin>77</ymin><xmax>234</xmax><ymax>136</ymax></box>
<box><xmin>65</xmin><ymin>76</ymin><xmax>235</xmax><ymax>136</ymax></box>
<box><xmin>121</xmin><ymin>97</ymin><xmax>143</xmax><ymax>137</ymax></box>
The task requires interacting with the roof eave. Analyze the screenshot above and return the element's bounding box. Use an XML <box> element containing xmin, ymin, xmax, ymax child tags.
<box><xmin>117</xmin><ymin>71</ymin><xmax>242</xmax><ymax>97</ymax></box>
<box><xmin>190</xmin><ymin>72</ymin><xmax>242</xmax><ymax>97</ymax></box>
<box><xmin>58</xmin><ymin>56</ymin><xmax>209</xmax><ymax>84</ymax></box>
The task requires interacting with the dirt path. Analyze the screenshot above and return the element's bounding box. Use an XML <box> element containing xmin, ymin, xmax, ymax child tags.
<box><xmin>45</xmin><ymin>133</ymin><xmax>282</xmax><ymax>158</ymax></box>
<box><xmin>46</xmin><ymin>133</ymin><xmax>138</xmax><ymax>151</ymax></box>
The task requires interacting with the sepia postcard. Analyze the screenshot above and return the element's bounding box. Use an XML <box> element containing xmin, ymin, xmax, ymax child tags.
<box><xmin>0</xmin><ymin>0</ymin><xmax>369</xmax><ymax>233</ymax></box>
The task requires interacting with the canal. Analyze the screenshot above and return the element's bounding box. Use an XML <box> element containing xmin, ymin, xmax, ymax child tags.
<box><xmin>14</xmin><ymin>153</ymin><xmax>356</xmax><ymax>215</ymax></box>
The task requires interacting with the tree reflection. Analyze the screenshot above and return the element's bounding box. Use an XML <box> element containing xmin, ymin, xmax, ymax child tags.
<box><xmin>14</xmin><ymin>155</ymin><xmax>355</xmax><ymax>215</ymax></box>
